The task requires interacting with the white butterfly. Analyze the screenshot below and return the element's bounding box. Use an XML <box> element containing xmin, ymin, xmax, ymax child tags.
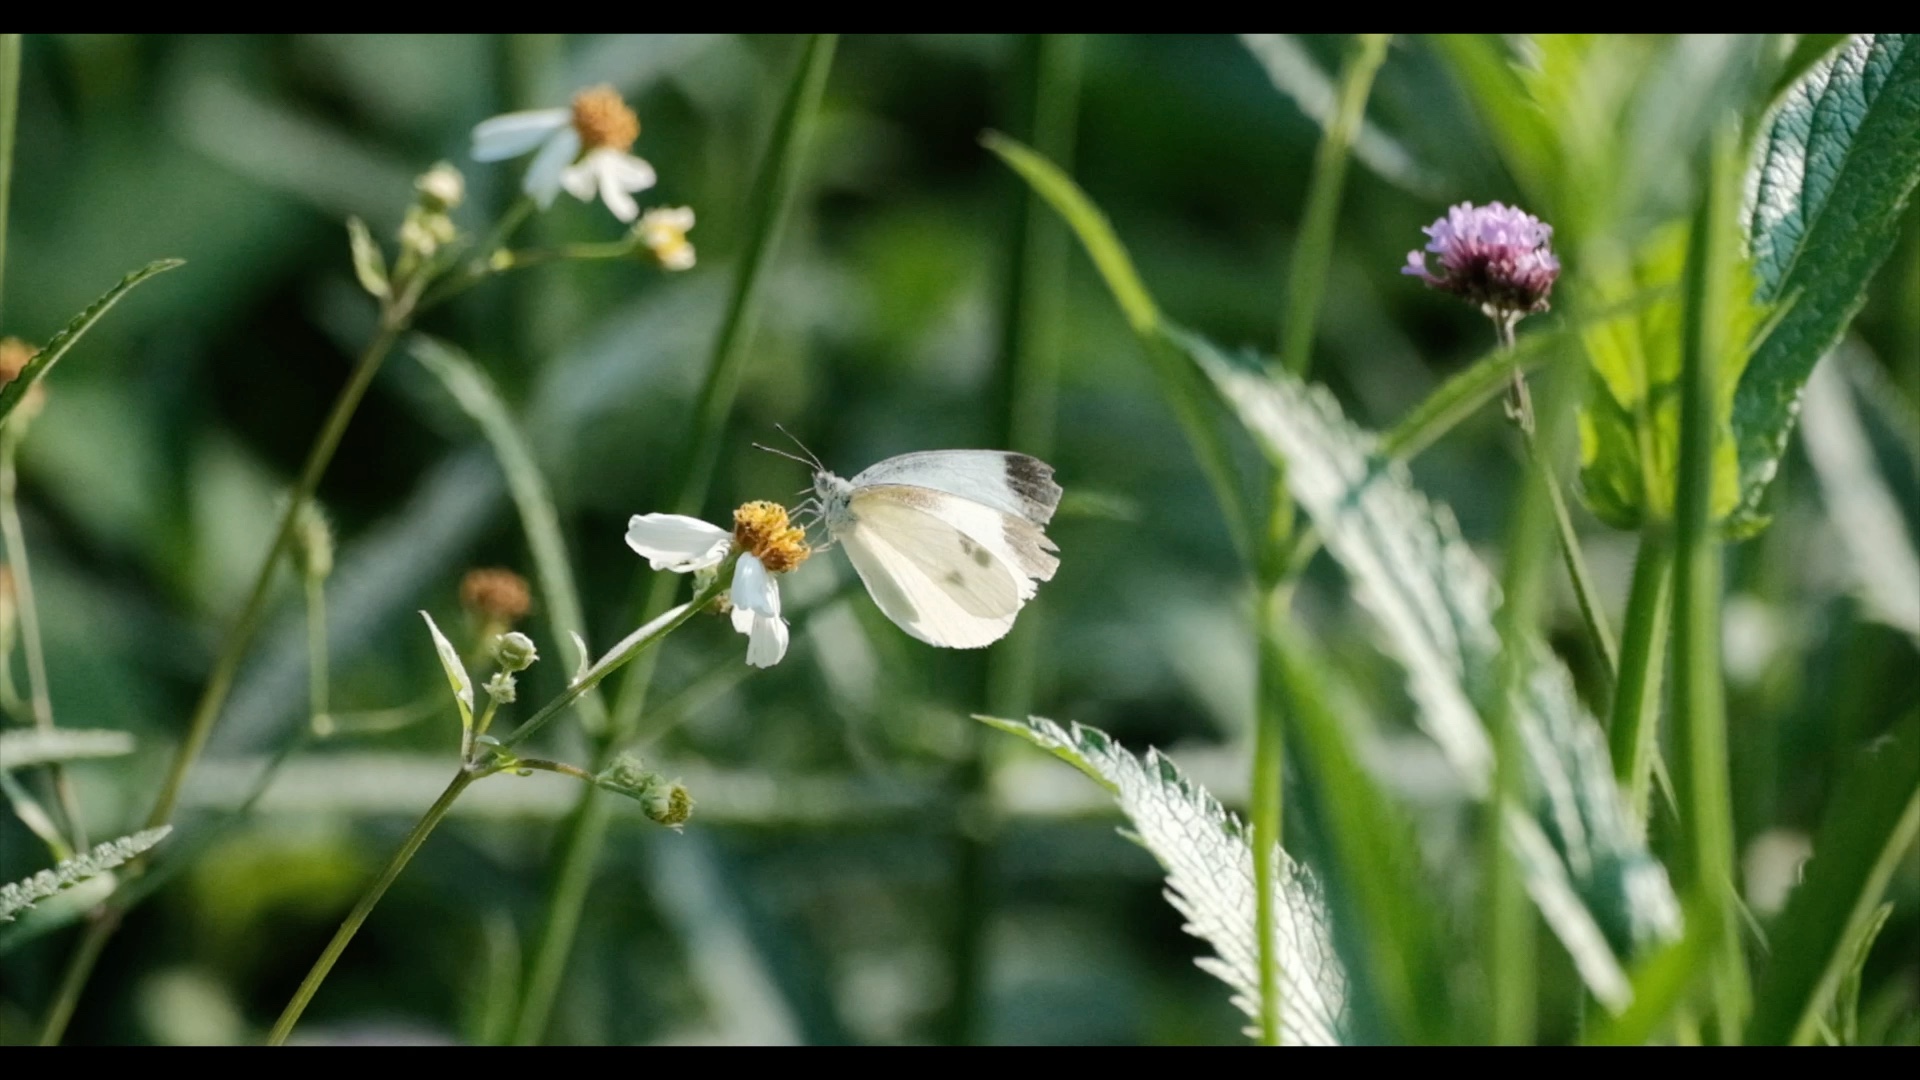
<box><xmin>794</xmin><ymin>449</ymin><xmax>1063</xmax><ymax>649</ymax></box>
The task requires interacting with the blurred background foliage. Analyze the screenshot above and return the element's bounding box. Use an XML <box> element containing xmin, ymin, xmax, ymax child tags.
<box><xmin>0</xmin><ymin>33</ymin><xmax>1915</xmax><ymax>1044</ymax></box>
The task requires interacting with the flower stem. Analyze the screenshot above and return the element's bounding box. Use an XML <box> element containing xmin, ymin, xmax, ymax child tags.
<box><xmin>267</xmin><ymin>769</ymin><xmax>477</xmax><ymax>1045</ymax></box>
<box><xmin>1609</xmin><ymin>531</ymin><xmax>1673</xmax><ymax>823</ymax></box>
<box><xmin>1</xmin><ymin>422</ymin><xmax>86</xmax><ymax>848</ymax></box>
<box><xmin>511</xmin><ymin>36</ymin><xmax>838</xmax><ymax>1046</ymax></box>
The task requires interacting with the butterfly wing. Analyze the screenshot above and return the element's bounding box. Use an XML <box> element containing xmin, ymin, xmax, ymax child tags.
<box><xmin>835</xmin><ymin>488</ymin><xmax>1041</xmax><ymax>648</ymax></box>
<box><xmin>848</xmin><ymin>450</ymin><xmax>1062</xmax><ymax>526</ymax></box>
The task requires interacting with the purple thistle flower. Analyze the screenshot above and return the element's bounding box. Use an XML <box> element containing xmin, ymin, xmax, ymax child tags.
<box><xmin>1402</xmin><ymin>201</ymin><xmax>1560</xmax><ymax>320</ymax></box>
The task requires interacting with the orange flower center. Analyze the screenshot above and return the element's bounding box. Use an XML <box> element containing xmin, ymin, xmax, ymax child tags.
<box><xmin>571</xmin><ymin>85</ymin><xmax>639</xmax><ymax>152</ymax></box>
<box><xmin>733</xmin><ymin>501</ymin><xmax>810</xmax><ymax>574</ymax></box>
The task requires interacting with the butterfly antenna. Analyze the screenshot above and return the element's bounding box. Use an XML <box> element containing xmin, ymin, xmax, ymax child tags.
<box><xmin>773</xmin><ymin>422</ymin><xmax>826</xmax><ymax>472</ymax></box>
<box><xmin>752</xmin><ymin>442</ymin><xmax>817</xmax><ymax>469</ymax></box>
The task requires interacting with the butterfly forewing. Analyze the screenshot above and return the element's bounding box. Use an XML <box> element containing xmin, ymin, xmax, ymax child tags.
<box><xmin>848</xmin><ymin>451</ymin><xmax>1062</xmax><ymax>526</ymax></box>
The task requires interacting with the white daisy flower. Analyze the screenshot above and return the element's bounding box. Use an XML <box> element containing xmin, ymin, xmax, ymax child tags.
<box><xmin>624</xmin><ymin>503</ymin><xmax>809</xmax><ymax>669</ymax></box>
<box><xmin>471</xmin><ymin>84</ymin><xmax>657</xmax><ymax>222</ymax></box>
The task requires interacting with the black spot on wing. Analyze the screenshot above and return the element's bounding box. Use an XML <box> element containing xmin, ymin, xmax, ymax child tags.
<box><xmin>1004</xmin><ymin>453</ymin><xmax>1063</xmax><ymax>524</ymax></box>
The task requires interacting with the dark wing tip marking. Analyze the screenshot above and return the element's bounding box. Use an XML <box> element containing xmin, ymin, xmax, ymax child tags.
<box><xmin>1005</xmin><ymin>453</ymin><xmax>1064</xmax><ymax>524</ymax></box>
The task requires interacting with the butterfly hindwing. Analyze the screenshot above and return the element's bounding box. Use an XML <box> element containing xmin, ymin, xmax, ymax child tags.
<box><xmin>836</xmin><ymin>492</ymin><xmax>1030</xmax><ymax>648</ymax></box>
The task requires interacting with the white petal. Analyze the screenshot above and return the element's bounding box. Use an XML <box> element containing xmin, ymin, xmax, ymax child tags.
<box><xmin>600</xmin><ymin>151</ymin><xmax>657</xmax><ymax>193</ymax></box>
<box><xmin>744</xmin><ymin>613</ymin><xmax>790</xmax><ymax>668</ymax></box>
<box><xmin>524</xmin><ymin>128</ymin><xmax>582</xmax><ymax>207</ymax></box>
<box><xmin>597</xmin><ymin>159</ymin><xmax>640</xmax><ymax>222</ymax></box>
<box><xmin>730</xmin><ymin>554</ymin><xmax>781</xmax><ymax>616</ymax></box>
<box><xmin>471</xmin><ymin>109</ymin><xmax>570</xmax><ymax>162</ymax></box>
<box><xmin>626</xmin><ymin>513</ymin><xmax>731</xmax><ymax>573</ymax></box>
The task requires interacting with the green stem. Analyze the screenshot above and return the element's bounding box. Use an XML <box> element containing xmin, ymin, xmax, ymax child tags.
<box><xmin>306</xmin><ymin>573</ymin><xmax>329</xmax><ymax>729</ymax></box>
<box><xmin>513</xmin><ymin>36</ymin><xmax>837</xmax><ymax>1046</ymax></box>
<box><xmin>1251</xmin><ymin>569</ymin><xmax>1289</xmax><ymax>1045</ymax></box>
<box><xmin>36</xmin><ymin>906</ymin><xmax>115</xmax><ymax>1046</ymax></box>
<box><xmin>1</xmin><ymin>422</ymin><xmax>85</xmax><ymax>848</ymax></box>
<box><xmin>0</xmin><ymin>33</ymin><xmax>17</xmax><ymax>322</ymax></box>
<box><xmin>513</xmin><ymin>758</ymin><xmax>598</xmax><ymax>784</ymax></box>
<box><xmin>267</xmin><ymin>769</ymin><xmax>477</xmax><ymax>1045</ymax></box>
<box><xmin>1279</xmin><ymin>33</ymin><xmax>1388</xmax><ymax>375</ymax></box>
<box><xmin>1670</xmin><ymin>130</ymin><xmax>1748</xmax><ymax>1044</ymax></box>
<box><xmin>1609</xmin><ymin>532</ymin><xmax>1673</xmax><ymax>823</ymax></box>
<box><xmin>944</xmin><ymin>32</ymin><xmax>1082</xmax><ymax>1048</ymax></box>
<box><xmin>144</xmin><ymin>320</ymin><xmax>403</xmax><ymax>830</ymax></box>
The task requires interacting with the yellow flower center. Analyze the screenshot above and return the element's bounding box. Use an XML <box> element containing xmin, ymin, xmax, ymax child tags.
<box><xmin>638</xmin><ymin>207</ymin><xmax>696</xmax><ymax>271</ymax></box>
<box><xmin>571</xmin><ymin>85</ymin><xmax>639</xmax><ymax>152</ymax></box>
<box><xmin>733</xmin><ymin>501</ymin><xmax>810</xmax><ymax>574</ymax></box>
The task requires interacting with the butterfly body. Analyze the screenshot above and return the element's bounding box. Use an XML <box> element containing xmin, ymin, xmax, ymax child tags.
<box><xmin>810</xmin><ymin>451</ymin><xmax>1062</xmax><ymax>648</ymax></box>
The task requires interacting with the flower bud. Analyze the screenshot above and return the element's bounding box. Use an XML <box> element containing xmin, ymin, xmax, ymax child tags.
<box><xmin>594</xmin><ymin>753</ymin><xmax>694</xmax><ymax>830</ymax></box>
<box><xmin>293</xmin><ymin>502</ymin><xmax>334</xmax><ymax>582</ymax></box>
<box><xmin>483</xmin><ymin>671</ymin><xmax>518</xmax><ymax>704</ymax></box>
<box><xmin>461</xmin><ymin>568</ymin><xmax>532</xmax><ymax>625</ymax></box>
<box><xmin>415</xmin><ymin>162</ymin><xmax>466</xmax><ymax>213</ymax></box>
<box><xmin>493</xmin><ymin>631</ymin><xmax>539</xmax><ymax>674</ymax></box>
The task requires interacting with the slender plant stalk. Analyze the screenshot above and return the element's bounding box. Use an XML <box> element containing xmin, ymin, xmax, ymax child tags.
<box><xmin>306</xmin><ymin>574</ymin><xmax>329</xmax><ymax>727</ymax></box>
<box><xmin>1669</xmin><ymin>131</ymin><xmax>1749</xmax><ymax>1044</ymax></box>
<box><xmin>1609</xmin><ymin>531</ymin><xmax>1673</xmax><ymax>822</ymax></box>
<box><xmin>1</xmin><ymin>424</ymin><xmax>85</xmax><ymax>848</ymax></box>
<box><xmin>939</xmin><ymin>33</ymin><xmax>1083</xmax><ymax>1048</ymax></box>
<box><xmin>1251</xmin><ymin>35</ymin><xmax>1391</xmax><ymax>1045</ymax></box>
<box><xmin>0</xmin><ymin>32</ymin><xmax>17</xmax><ymax>323</ymax></box>
<box><xmin>1279</xmin><ymin>33</ymin><xmax>1388</xmax><ymax>375</ymax></box>
<box><xmin>267</xmin><ymin>770</ymin><xmax>477</xmax><ymax>1044</ymax></box>
<box><xmin>1484</xmin><ymin>318</ymin><xmax>1581</xmax><ymax>1045</ymax></box>
<box><xmin>513</xmin><ymin>35</ymin><xmax>836</xmax><ymax>1046</ymax></box>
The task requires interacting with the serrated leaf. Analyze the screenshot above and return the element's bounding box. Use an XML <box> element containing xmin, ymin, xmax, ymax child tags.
<box><xmin>1184</xmin><ymin>332</ymin><xmax>1682</xmax><ymax>1001</ymax></box>
<box><xmin>419</xmin><ymin>609</ymin><xmax>473</xmax><ymax>727</ymax></box>
<box><xmin>0</xmin><ymin>259</ymin><xmax>185</xmax><ymax>424</ymax></box>
<box><xmin>0</xmin><ymin>728</ymin><xmax>135</xmax><ymax>770</ymax></box>
<box><xmin>346</xmin><ymin>215</ymin><xmax>390</xmax><ymax>300</ymax></box>
<box><xmin>1736</xmin><ymin>33</ymin><xmax>1920</xmax><ymax>522</ymax></box>
<box><xmin>0</xmin><ymin>827</ymin><xmax>172</xmax><ymax>922</ymax></box>
<box><xmin>979</xmin><ymin>714</ymin><xmax>1348</xmax><ymax>1045</ymax></box>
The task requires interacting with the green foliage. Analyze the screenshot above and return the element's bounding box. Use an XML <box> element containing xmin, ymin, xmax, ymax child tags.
<box><xmin>1</xmin><ymin>827</ymin><xmax>171</xmax><ymax>921</ymax></box>
<box><xmin>1576</xmin><ymin>223</ymin><xmax>1764</xmax><ymax>531</ymax></box>
<box><xmin>419</xmin><ymin>609</ymin><xmax>473</xmax><ymax>731</ymax></box>
<box><xmin>979</xmin><ymin>715</ymin><xmax>1347</xmax><ymax>1044</ymax></box>
<box><xmin>1736</xmin><ymin>33</ymin><xmax>1920</xmax><ymax>523</ymax></box>
<box><xmin>1747</xmin><ymin>714</ymin><xmax>1920</xmax><ymax>1045</ymax></box>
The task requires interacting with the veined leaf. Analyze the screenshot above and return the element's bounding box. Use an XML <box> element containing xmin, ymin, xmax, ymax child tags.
<box><xmin>1</xmin><ymin>827</ymin><xmax>172</xmax><ymax>922</ymax></box>
<box><xmin>346</xmin><ymin>216</ymin><xmax>389</xmax><ymax>300</ymax></box>
<box><xmin>0</xmin><ymin>259</ymin><xmax>184</xmax><ymax>424</ymax></box>
<box><xmin>1737</xmin><ymin>33</ymin><xmax>1920</xmax><ymax>522</ymax></box>
<box><xmin>978</xmin><ymin>714</ymin><xmax>1348</xmax><ymax>1045</ymax></box>
<box><xmin>1186</xmin><ymin>333</ymin><xmax>1682</xmax><ymax>997</ymax></box>
<box><xmin>419</xmin><ymin>609</ymin><xmax>473</xmax><ymax>728</ymax></box>
<box><xmin>1575</xmin><ymin>223</ymin><xmax>1763</xmax><ymax>531</ymax></box>
<box><xmin>0</xmin><ymin>728</ymin><xmax>135</xmax><ymax>770</ymax></box>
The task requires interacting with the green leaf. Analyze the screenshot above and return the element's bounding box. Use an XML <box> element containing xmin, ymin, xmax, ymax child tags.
<box><xmin>346</xmin><ymin>216</ymin><xmax>389</xmax><ymax>300</ymax></box>
<box><xmin>1798</xmin><ymin>348</ymin><xmax>1920</xmax><ymax>643</ymax></box>
<box><xmin>978</xmin><ymin>714</ymin><xmax>1348</xmax><ymax>1044</ymax></box>
<box><xmin>1736</xmin><ymin>34</ymin><xmax>1920</xmax><ymax>522</ymax></box>
<box><xmin>1183</xmin><ymin>331</ymin><xmax>1682</xmax><ymax>1002</ymax></box>
<box><xmin>1832</xmin><ymin>902</ymin><xmax>1894</xmax><ymax>1045</ymax></box>
<box><xmin>1575</xmin><ymin>224</ymin><xmax>1762</xmax><ymax>532</ymax></box>
<box><xmin>0</xmin><ymin>827</ymin><xmax>172</xmax><ymax>922</ymax></box>
<box><xmin>1746</xmin><ymin>713</ymin><xmax>1920</xmax><ymax>1045</ymax></box>
<box><xmin>0</xmin><ymin>259</ymin><xmax>184</xmax><ymax>425</ymax></box>
<box><xmin>0</xmin><ymin>728</ymin><xmax>135</xmax><ymax>770</ymax></box>
<box><xmin>1239</xmin><ymin>34</ymin><xmax>1443</xmax><ymax>200</ymax></box>
<box><xmin>419</xmin><ymin>609</ymin><xmax>473</xmax><ymax>728</ymax></box>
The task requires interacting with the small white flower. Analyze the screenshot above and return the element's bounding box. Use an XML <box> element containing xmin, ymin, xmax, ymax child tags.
<box><xmin>729</xmin><ymin>553</ymin><xmax>789</xmax><ymax>668</ymax></box>
<box><xmin>470</xmin><ymin>85</ymin><xmax>656</xmax><ymax>222</ymax></box>
<box><xmin>626</xmin><ymin>514</ymin><xmax>732</xmax><ymax>573</ymax></box>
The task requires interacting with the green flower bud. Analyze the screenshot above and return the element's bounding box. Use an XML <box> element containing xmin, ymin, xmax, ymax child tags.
<box><xmin>493</xmin><ymin>631</ymin><xmax>539</xmax><ymax>673</ymax></box>
<box><xmin>593</xmin><ymin>753</ymin><xmax>694</xmax><ymax>830</ymax></box>
<box><xmin>483</xmin><ymin>671</ymin><xmax>518</xmax><ymax>704</ymax></box>
<box><xmin>415</xmin><ymin>162</ymin><xmax>466</xmax><ymax>213</ymax></box>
